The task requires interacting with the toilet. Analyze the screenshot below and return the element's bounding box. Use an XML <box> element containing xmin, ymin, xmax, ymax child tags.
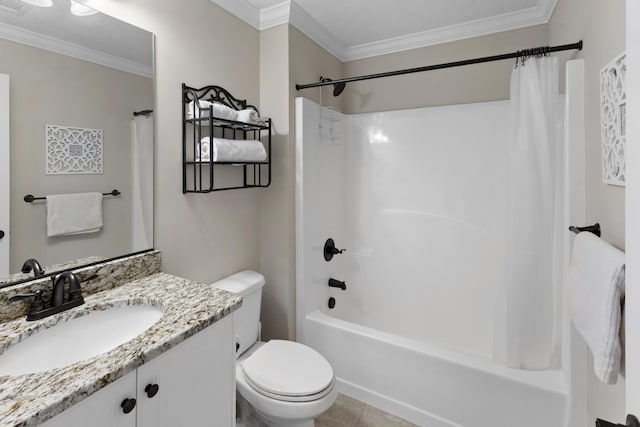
<box><xmin>213</xmin><ymin>270</ymin><xmax>337</xmax><ymax>427</ymax></box>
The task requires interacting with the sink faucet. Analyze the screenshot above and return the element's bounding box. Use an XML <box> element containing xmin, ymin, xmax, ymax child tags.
<box><xmin>9</xmin><ymin>271</ymin><xmax>85</xmax><ymax>321</ymax></box>
<box><xmin>51</xmin><ymin>271</ymin><xmax>83</xmax><ymax>307</ymax></box>
<box><xmin>21</xmin><ymin>258</ymin><xmax>44</xmax><ymax>278</ymax></box>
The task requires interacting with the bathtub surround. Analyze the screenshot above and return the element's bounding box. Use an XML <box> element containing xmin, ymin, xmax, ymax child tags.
<box><xmin>296</xmin><ymin>57</ymin><xmax>584</xmax><ymax>425</ymax></box>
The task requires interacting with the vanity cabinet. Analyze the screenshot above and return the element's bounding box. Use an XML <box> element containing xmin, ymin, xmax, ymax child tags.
<box><xmin>40</xmin><ymin>316</ymin><xmax>234</xmax><ymax>427</ymax></box>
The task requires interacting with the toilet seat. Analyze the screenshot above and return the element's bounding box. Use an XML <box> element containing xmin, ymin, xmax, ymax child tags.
<box><xmin>240</xmin><ymin>340</ymin><xmax>335</xmax><ymax>403</ymax></box>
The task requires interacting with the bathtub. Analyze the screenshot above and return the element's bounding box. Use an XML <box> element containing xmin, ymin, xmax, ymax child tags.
<box><xmin>303</xmin><ymin>309</ymin><xmax>567</xmax><ymax>427</ymax></box>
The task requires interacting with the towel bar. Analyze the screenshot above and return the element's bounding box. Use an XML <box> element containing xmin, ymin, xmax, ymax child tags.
<box><xmin>24</xmin><ymin>189</ymin><xmax>121</xmax><ymax>203</ymax></box>
<box><xmin>569</xmin><ymin>223</ymin><xmax>601</xmax><ymax>237</ymax></box>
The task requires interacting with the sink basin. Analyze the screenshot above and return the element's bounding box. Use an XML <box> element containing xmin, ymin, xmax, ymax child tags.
<box><xmin>0</xmin><ymin>304</ymin><xmax>163</xmax><ymax>376</ymax></box>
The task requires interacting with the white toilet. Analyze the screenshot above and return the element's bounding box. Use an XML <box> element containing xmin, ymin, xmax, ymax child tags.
<box><xmin>213</xmin><ymin>270</ymin><xmax>337</xmax><ymax>427</ymax></box>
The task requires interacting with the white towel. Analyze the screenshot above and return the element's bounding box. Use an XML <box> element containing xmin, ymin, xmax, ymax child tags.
<box><xmin>46</xmin><ymin>192</ymin><xmax>103</xmax><ymax>237</ymax></box>
<box><xmin>188</xmin><ymin>100</ymin><xmax>238</xmax><ymax>122</ymax></box>
<box><xmin>200</xmin><ymin>137</ymin><xmax>267</xmax><ymax>162</ymax></box>
<box><xmin>236</xmin><ymin>109</ymin><xmax>259</xmax><ymax>124</ymax></box>
<box><xmin>568</xmin><ymin>232</ymin><xmax>625</xmax><ymax>384</ymax></box>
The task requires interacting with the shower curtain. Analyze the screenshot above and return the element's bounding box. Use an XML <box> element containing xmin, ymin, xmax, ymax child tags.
<box><xmin>131</xmin><ymin>115</ymin><xmax>154</xmax><ymax>251</ymax></box>
<box><xmin>493</xmin><ymin>57</ymin><xmax>564</xmax><ymax>369</ymax></box>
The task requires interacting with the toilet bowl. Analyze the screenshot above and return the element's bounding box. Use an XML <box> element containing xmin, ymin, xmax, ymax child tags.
<box><xmin>212</xmin><ymin>270</ymin><xmax>337</xmax><ymax>427</ymax></box>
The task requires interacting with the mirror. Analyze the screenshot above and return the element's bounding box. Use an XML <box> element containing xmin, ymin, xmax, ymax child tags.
<box><xmin>0</xmin><ymin>1</ymin><xmax>154</xmax><ymax>287</ymax></box>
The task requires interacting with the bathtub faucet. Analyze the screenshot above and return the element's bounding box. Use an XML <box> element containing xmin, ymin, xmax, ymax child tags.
<box><xmin>328</xmin><ymin>278</ymin><xmax>346</xmax><ymax>291</ymax></box>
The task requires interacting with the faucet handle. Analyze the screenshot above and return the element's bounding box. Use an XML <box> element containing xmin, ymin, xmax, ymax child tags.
<box><xmin>9</xmin><ymin>290</ymin><xmax>46</xmax><ymax>312</ymax></box>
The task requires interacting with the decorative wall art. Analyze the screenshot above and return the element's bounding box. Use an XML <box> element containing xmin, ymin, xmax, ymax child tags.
<box><xmin>600</xmin><ymin>52</ymin><xmax>626</xmax><ymax>186</ymax></box>
<box><xmin>46</xmin><ymin>125</ymin><xmax>103</xmax><ymax>175</ymax></box>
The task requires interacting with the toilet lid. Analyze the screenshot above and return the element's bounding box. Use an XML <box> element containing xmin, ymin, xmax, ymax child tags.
<box><xmin>241</xmin><ymin>340</ymin><xmax>334</xmax><ymax>398</ymax></box>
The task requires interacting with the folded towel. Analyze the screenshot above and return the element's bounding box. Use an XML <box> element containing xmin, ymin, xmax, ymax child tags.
<box><xmin>200</xmin><ymin>137</ymin><xmax>267</xmax><ymax>162</ymax></box>
<box><xmin>568</xmin><ymin>232</ymin><xmax>625</xmax><ymax>384</ymax></box>
<box><xmin>188</xmin><ymin>100</ymin><xmax>238</xmax><ymax>122</ymax></box>
<box><xmin>46</xmin><ymin>192</ymin><xmax>103</xmax><ymax>237</ymax></box>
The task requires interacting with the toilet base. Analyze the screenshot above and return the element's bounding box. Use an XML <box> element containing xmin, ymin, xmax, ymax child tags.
<box><xmin>237</xmin><ymin>393</ymin><xmax>316</xmax><ymax>427</ymax></box>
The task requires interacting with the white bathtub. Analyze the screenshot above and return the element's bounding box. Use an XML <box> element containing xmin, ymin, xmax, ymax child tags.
<box><xmin>304</xmin><ymin>309</ymin><xmax>567</xmax><ymax>427</ymax></box>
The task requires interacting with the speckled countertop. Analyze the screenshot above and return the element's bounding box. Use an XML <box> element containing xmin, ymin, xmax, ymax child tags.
<box><xmin>0</xmin><ymin>272</ymin><xmax>242</xmax><ymax>427</ymax></box>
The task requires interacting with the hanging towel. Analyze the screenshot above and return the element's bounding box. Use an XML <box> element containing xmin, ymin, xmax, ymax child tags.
<box><xmin>568</xmin><ymin>232</ymin><xmax>625</xmax><ymax>384</ymax></box>
<box><xmin>46</xmin><ymin>192</ymin><xmax>103</xmax><ymax>237</ymax></box>
<box><xmin>201</xmin><ymin>137</ymin><xmax>267</xmax><ymax>162</ymax></box>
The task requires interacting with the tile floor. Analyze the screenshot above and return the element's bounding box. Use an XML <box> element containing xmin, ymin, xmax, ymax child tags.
<box><xmin>316</xmin><ymin>394</ymin><xmax>419</xmax><ymax>427</ymax></box>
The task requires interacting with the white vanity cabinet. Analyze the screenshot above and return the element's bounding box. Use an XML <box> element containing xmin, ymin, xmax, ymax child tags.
<box><xmin>40</xmin><ymin>316</ymin><xmax>234</xmax><ymax>427</ymax></box>
<box><xmin>39</xmin><ymin>370</ymin><xmax>137</xmax><ymax>427</ymax></box>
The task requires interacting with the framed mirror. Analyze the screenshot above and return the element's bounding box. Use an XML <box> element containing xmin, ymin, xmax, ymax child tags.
<box><xmin>0</xmin><ymin>0</ymin><xmax>154</xmax><ymax>287</ymax></box>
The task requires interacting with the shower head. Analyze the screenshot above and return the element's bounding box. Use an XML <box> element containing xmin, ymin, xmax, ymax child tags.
<box><xmin>332</xmin><ymin>81</ymin><xmax>346</xmax><ymax>97</ymax></box>
<box><xmin>320</xmin><ymin>76</ymin><xmax>347</xmax><ymax>97</ymax></box>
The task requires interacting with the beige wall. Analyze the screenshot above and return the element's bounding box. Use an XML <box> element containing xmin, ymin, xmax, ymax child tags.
<box><xmin>83</xmin><ymin>0</ymin><xmax>262</xmax><ymax>284</ymax></box>
<box><xmin>342</xmin><ymin>25</ymin><xmax>549</xmax><ymax>113</ymax></box>
<box><xmin>257</xmin><ymin>25</ymin><xmax>343</xmax><ymax>341</ymax></box>
<box><xmin>0</xmin><ymin>38</ymin><xmax>152</xmax><ymax>273</ymax></box>
<box><xmin>259</xmin><ymin>24</ymin><xmax>292</xmax><ymax>340</ymax></box>
<box><xmin>549</xmin><ymin>0</ymin><xmax>627</xmax><ymax>424</ymax></box>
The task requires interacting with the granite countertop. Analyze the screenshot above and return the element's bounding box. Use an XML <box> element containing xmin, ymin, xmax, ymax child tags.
<box><xmin>0</xmin><ymin>272</ymin><xmax>242</xmax><ymax>427</ymax></box>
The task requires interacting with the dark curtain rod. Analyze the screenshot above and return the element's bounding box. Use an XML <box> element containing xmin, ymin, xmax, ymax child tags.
<box><xmin>295</xmin><ymin>41</ymin><xmax>583</xmax><ymax>91</ymax></box>
<box><xmin>133</xmin><ymin>109</ymin><xmax>153</xmax><ymax>116</ymax></box>
<box><xmin>24</xmin><ymin>189</ymin><xmax>121</xmax><ymax>203</ymax></box>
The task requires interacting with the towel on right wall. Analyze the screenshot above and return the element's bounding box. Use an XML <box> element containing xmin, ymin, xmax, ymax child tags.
<box><xmin>568</xmin><ymin>232</ymin><xmax>625</xmax><ymax>384</ymax></box>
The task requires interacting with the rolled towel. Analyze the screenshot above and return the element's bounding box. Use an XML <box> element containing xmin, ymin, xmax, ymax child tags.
<box><xmin>46</xmin><ymin>192</ymin><xmax>103</xmax><ymax>237</ymax></box>
<box><xmin>568</xmin><ymin>232</ymin><xmax>625</xmax><ymax>384</ymax></box>
<box><xmin>237</xmin><ymin>109</ymin><xmax>259</xmax><ymax>124</ymax></box>
<box><xmin>188</xmin><ymin>100</ymin><xmax>238</xmax><ymax>122</ymax></box>
<box><xmin>200</xmin><ymin>137</ymin><xmax>267</xmax><ymax>162</ymax></box>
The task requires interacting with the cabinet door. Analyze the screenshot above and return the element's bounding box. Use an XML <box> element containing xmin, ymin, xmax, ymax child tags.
<box><xmin>137</xmin><ymin>316</ymin><xmax>234</xmax><ymax>427</ymax></box>
<box><xmin>40</xmin><ymin>370</ymin><xmax>137</xmax><ymax>427</ymax></box>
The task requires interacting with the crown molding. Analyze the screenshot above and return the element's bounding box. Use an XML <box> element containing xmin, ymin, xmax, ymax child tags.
<box><xmin>0</xmin><ymin>23</ymin><xmax>152</xmax><ymax>77</ymax></box>
<box><xmin>209</xmin><ymin>0</ymin><xmax>260</xmax><ymax>29</ymax></box>
<box><xmin>288</xmin><ymin>1</ymin><xmax>345</xmax><ymax>61</ymax></box>
<box><xmin>210</xmin><ymin>0</ymin><xmax>559</xmax><ymax>62</ymax></box>
<box><xmin>342</xmin><ymin>0</ymin><xmax>559</xmax><ymax>61</ymax></box>
<box><xmin>259</xmin><ymin>1</ymin><xmax>290</xmax><ymax>30</ymax></box>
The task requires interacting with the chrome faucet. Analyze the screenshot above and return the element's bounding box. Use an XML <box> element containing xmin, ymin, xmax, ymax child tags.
<box><xmin>21</xmin><ymin>258</ymin><xmax>45</xmax><ymax>278</ymax></box>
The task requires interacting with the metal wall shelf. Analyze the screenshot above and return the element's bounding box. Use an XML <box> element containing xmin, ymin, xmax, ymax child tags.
<box><xmin>182</xmin><ymin>84</ymin><xmax>271</xmax><ymax>193</ymax></box>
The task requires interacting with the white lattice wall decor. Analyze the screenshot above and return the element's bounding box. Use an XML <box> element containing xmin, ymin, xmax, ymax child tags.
<box><xmin>46</xmin><ymin>125</ymin><xmax>103</xmax><ymax>175</ymax></box>
<box><xmin>600</xmin><ymin>52</ymin><xmax>626</xmax><ymax>186</ymax></box>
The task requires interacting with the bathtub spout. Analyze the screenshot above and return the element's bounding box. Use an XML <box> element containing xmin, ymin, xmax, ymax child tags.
<box><xmin>328</xmin><ymin>278</ymin><xmax>347</xmax><ymax>290</ymax></box>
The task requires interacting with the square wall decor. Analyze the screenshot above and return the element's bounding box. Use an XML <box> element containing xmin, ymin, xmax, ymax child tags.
<box><xmin>600</xmin><ymin>52</ymin><xmax>626</xmax><ymax>186</ymax></box>
<box><xmin>46</xmin><ymin>125</ymin><xmax>103</xmax><ymax>175</ymax></box>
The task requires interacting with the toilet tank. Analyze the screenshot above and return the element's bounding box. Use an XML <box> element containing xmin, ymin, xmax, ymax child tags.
<box><xmin>212</xmin><ymin>270</ymin><xmax>265</xmax><ymax>357</ymax></box>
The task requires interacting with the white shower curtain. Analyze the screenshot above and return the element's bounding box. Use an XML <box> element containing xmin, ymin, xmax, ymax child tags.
<box><xmin>493</xmin><ymin>57</ymin><xmax>564</xmax><ymax>369</ymax></box>
<box><xmin>131</xmin><ymin>115</ymin><xmax>154</xmax><ymax>251</ymax></box>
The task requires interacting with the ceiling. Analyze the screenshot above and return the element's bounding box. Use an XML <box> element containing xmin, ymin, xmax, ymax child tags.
<box><xmin>214</xmin><ymin>0</ymin><xmax>558</xmax><ymax>61</ymax></box>
<box><xmin>0</xmin><ymin>0</ymin><xmax>152</xmax><ymax>77</ymax></box>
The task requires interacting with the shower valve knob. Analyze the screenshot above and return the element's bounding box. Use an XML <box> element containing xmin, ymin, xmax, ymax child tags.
<box><xmin>324</xmin><ymin>238</ymin><xmax>346</xmax><ymax>261</ymax></box>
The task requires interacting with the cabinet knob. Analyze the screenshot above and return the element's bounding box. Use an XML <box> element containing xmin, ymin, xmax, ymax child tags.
<box><xmin>121</xmin><ymin>398</ymin><xmax>136</xmax><ymax>414</ymax></box>
<box><xmin>145</xmin><ymin>383</ymin><xmax>160</xmax><ymax>398</ymax></box>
